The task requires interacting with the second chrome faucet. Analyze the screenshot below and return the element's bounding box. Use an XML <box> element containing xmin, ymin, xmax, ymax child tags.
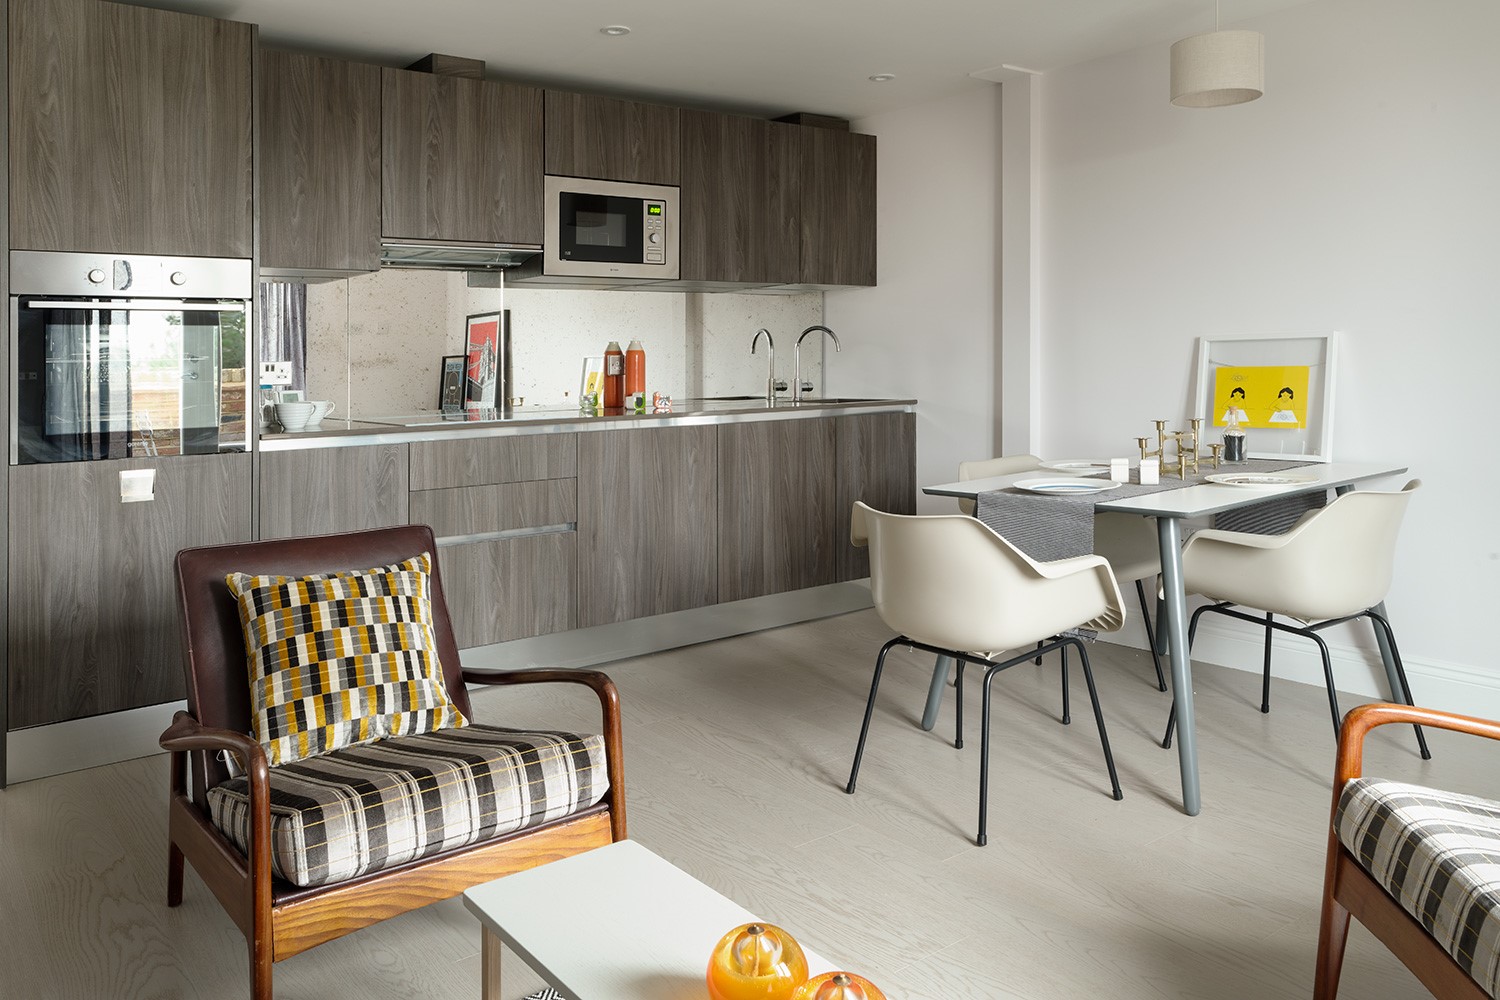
<box><xmin>794</xmin><ymin>325</ymin><xmax>841</xmax><ymax>403</ymax></box>
<box><xmin>750</xmin><ymin>325</ymin><xmax>842</xmax><ymax>403</ymax></box>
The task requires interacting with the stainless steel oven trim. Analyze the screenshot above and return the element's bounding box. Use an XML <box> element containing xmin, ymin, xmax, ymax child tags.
<box><xmin>25</xmin><ymin>300</ymin><xmax>246</xmax><ymax>312</ymax></box>
<box><xmin>543</xmin><ymin>175</ymin><xmax>680</xmax><ymax>281</ymax></box>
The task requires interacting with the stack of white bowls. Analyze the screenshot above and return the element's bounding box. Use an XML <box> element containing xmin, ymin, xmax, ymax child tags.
<box><xmin>274</xmin><ymin>400</ymin><xmax>316</xmax><ymax>432</ymax></box>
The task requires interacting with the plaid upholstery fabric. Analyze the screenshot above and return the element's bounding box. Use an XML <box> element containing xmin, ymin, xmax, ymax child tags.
<box><xmin>226</xmin><ymin>553</ymin><xmax>467</xmax><ymax>766</ymax></box>
<box><xmin>1337</xmin><ymin>777</ymin><xmax>1500</xmax><ymax>998</ymax></box>
<box><xmin>207</xmin><ymin>725</ymin><xmax>608</xmax><ymax>888</ymax></box>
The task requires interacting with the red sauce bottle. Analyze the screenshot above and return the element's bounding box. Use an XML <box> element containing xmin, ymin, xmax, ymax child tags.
<box><xmin>603</xmin><ymin>341</ymin><xmax>624</xmax><ymax>408</ymax></box>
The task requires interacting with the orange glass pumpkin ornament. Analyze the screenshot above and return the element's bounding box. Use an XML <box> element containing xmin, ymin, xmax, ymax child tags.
<box><xmin>790</xmin><ymin>972</ymin><xmax>888</xmax><ymax>1000</ymax></box>
<box><xmin>706</xmin><ymin>922</ymin><xmax>809</xmax><ymax>1000</ymax></box>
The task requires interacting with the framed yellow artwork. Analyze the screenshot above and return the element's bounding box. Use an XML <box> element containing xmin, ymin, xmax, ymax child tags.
<box><xmin>1193</xmin><ymin>333</ymin><xmax>1338</xmax><ymax>461</ymax></box>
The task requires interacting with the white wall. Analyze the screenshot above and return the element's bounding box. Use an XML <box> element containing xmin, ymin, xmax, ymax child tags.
<box><xmin>825</xmin><ymin>84</ymin><xmax>1003</xmax><ymax>512</ymax></box>
<box><xmin>1035</xmin><ymin>0</ymin><xmax>1500</xmax><ymax>709</ymax></box>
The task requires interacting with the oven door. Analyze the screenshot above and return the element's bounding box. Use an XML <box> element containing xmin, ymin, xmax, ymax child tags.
<box><xmin>10</xmin><ymin>297</ymin><xmax>248</xmax><ymax>465</ymax></box>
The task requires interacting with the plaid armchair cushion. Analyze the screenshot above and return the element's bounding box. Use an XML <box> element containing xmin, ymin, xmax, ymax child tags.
<box><xmin>1337</xmin><ymin>777</ymin><xmax>1500</xmax><ymax>998</ymax></box>
<box><xmin>208</xmin><ymin>725</ymin><xmax>608</xmax><ymax>887</ymax></box>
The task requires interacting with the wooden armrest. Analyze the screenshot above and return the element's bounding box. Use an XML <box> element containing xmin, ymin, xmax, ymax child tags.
<box><xmin>1336</xmin><ymin>703</ymin><xmax>1500</xmax><ymax>788</ymax></box>
<box><xmin>159</xmin><ymin>710</ymin><xmax>274</xmax><ymax>887</ymax></box>
<box><xmin>460</xmin><ymin>668</ymin><xmax>627</xmax><ymax>840</ymax></box>
<box><xmin>160</xmin><ymin>711</ymin><xmax>269</xmax><ymax>773</ymax></box>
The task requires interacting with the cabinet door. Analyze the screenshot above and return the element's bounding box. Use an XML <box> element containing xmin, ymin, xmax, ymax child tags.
<box><xmin>259</xmin><ymin>446</ymin><xmax>409</xmax><ymax>540</ymax></box>
<box><xmin>577</xmin><ymin>426</ymin><xmax>718</xmax><ymax>626</ymax></box>
<box><xmin>680</xmin><ymin>111</ymin><xmax>798</xmax><ymax>285</ymax></box>
<box><xmin>8</xmin><ymin>0</ymin><xmax>253</xmax><ymax>257</ymax></box>
<box><xmin>259</xmin><ymin>49</ymin><xmax>382</xmax><ymax>274</ymax></box>
<box><xmin>718</xmin><ymin>420</ymin><xmax>836</xmax><ymax>602</ymax></box>
<box><xmin>437</xmin><ymin>532</ymin><xmax>576</xmax><ymax>648</ymax></box>
<box><xmin>382</xmin><ymin>69</ymin><xmax>543</xmax><ymax>245</ymax></box>
<box><xmin>834</xmin><ymin>412</ymin><xmax>916</xmax><ymax>581</ymax></box>
<box><xmin>545</xmin><ymin>91</ymin><xmax>680</xmax><ymax>185</ymax></box>
<box><xmin>7</xmin><ymin>455</ymin><xmax>252</xmax><ymax>728</ymax></box>
<box><xmin>798</xmin><ymin>128</ymin><xmax>877</xmax><ymax>287</ymax></box>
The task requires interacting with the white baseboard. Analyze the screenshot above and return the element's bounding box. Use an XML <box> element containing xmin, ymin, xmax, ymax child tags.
<box><xmin>1106</xmin><ymin>615</ymin><xmax>1500</xmax><ymax>719</ymax></box>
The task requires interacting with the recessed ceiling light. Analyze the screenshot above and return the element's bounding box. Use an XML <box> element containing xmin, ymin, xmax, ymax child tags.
<box><xmin>600</xmin><ymin>25</ymin><xmax>631</xmax><ymax>37</ymax></box>
<box><xmin>868</xmin><ymin>73</ymin><xmax>896</xmax><ymax>83</ymax></box>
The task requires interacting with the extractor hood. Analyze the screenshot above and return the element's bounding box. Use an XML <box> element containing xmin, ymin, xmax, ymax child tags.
<box><xmin>379</xmin><ymin>240</ymin><xmax>541</xmax><ymax>271</ymax></box>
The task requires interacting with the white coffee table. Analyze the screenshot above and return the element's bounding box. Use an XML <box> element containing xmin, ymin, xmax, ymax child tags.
<box><xmin>463</xmin><ymin>839</ymin><xmax>834</xmax><ymax>1000</ymax></box>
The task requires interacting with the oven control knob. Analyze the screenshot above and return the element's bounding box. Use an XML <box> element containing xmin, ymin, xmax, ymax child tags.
<box><xmin>648</xmin><ymin>232</ymin><xmax>660</xmax><ymax>244</ymax></box>
<box><xmin>170</xmin><ymin>271</ymin><xmax>187</xmax><ymax>286</ymax></box>
<box><xmin>87</xmin><ymin>268</ymin><xmax>106</xmax><ymax>284</ymax></box>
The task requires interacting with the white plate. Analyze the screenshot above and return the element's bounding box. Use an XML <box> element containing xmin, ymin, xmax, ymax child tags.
<box><xmin>1204</xmin><ymin>472</ymin><xmax>1318</xmax><ymax>488</ymax></box>
<box><xmin>1039</xmin><ymin>460</ymin><xmax>1110</xmax><ymax>476</ymax></box>
<box><xmin>1012</xmin><ymin>478</ymin><xmax>1122</xmax><ymax>495</ymax></box>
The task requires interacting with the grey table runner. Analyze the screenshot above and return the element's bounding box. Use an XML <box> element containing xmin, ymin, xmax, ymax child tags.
<box><xmin>974</xmin><ymin>459</ymin><xmax>1325</xmax><ymax>562</ymax></box>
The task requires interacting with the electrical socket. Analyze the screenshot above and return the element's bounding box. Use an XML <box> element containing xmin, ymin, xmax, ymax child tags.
<box><xmin>259</xmin><ymin>361</ymin><xmax>292</xmax><ymax>387</ymax></box>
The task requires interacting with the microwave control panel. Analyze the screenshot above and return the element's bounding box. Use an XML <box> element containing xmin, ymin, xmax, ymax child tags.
<box><xmin>644</xmin><ymin>201</ymin><xmax>666</xmax><ymax>263</ymax></box>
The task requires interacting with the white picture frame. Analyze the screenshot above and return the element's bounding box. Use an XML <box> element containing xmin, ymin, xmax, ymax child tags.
<box><xmin>1192</xmin><ymin>332</ymin><xmax>1338</xmax><ymax>462</ymax></box>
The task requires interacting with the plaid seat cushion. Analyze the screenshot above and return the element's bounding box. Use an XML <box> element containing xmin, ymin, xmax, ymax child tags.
<box><xmin>207</xmin><ymin>725</ymin><xmax>608</xmax><ymax>888</ymax></box>
<box><xmin>226</xmin><ymin>553</ymin><xmax>468</xmax><ymax>766</ymax></box>
<box><xmin>1337</xmin><ymin>777</ymin><xmax>1500</xmax><ymax>998</ymax></box>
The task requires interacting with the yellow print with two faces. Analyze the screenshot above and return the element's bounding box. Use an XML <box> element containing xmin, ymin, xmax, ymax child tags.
<box><xmin>1214</xmin><ymin>365</ymin><xmax>1310</xmax><ymax>429</ymax></box>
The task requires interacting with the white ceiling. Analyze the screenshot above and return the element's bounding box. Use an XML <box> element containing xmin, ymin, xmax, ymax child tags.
<box><xmin>142</xmin><ymin>0</ymin><xmax>1317</xmax><ymax>119</ymax></box>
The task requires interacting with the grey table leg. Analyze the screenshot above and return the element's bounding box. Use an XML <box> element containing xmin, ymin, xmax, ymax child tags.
<box><xmin>920</xmin><ymin>654</ymin><xmax>953</xmax><ymax>731</ymax></box>
<box><xmin>1157</xmin><ymin>516</ymin><xmax>1201</xmax><ymax>816</ymax></box>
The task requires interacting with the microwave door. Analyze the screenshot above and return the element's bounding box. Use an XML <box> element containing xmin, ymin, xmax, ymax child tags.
<box><xmin>559</xmin><ymin>192</ymin><xmax>643</xmax><ymax>264</ymax></box>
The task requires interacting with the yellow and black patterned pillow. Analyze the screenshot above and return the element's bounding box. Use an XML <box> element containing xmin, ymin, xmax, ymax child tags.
<box><xmin>226</xmin><ymin>553</ymin><xmax>468</xmax><ymax>767</ymax></box>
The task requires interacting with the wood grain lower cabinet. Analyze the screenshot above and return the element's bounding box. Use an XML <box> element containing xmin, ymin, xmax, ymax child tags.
<box><xmin>577</xmin><ymin>426</ymin><xmax>718</xmax><ymax>627</ymax></box>
<box><xmin>436</xmin><ymin>533</ymin><xmax>575</xmax><ymax>648</ymax></box>
<box><xmin>6</xmin><ymin>454</ymin><xmax>251</xmax><ymax>728</ymax></box>
<box><xmin>834</xmin><ymin>412</ymin><xmax>916</xmax><ymax>581</ymax></box>
<box><xmin>409</xmin><ymin>479</ymin><xmax>575</xmax><ymax>540</ymax></box>
<box><xmin>409</xmin><ymin>434</ymin><xmax>576</xmax><ymax>491</ymax></box>
<box><xmin>259</xmin><ymin>446</ymin><xmax>409</xmax><ymax>540</ymax></box>
<box><xmin>718</xmin><ymin>419</ymin><xmax>836</xmax><ymax>602</ymax></box>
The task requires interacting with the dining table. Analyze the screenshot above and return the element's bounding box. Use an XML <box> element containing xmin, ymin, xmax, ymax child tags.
<box><xmin>921</xmin><ymin>459</ymin><xmax>1411</xmax><ymax>816</ymax></box>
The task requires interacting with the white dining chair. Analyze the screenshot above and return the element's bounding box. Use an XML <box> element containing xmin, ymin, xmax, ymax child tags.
<box><xmin>845</xmin><ymin>501</ymin><xmax>1125</xmax><ymax>846</ymax></box>
<box><xmin>1161</xmin><ymin>480</ymin><xmax>1429</xmax><ymax>758</ymax></box>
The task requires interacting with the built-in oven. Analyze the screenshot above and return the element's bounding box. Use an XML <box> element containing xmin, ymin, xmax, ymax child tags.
<box><xmin>541</xmin><ymin>175</ymin><xmax>679</xmax><ymax>280</ymax></box>
<box><xmin>9</xmin><ymin>250</ymin><xmax>252</xmax><ymax>465</ymax></box>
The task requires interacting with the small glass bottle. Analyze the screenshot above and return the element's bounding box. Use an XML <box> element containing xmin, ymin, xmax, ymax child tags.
<box><xmin>1222</xmin><ymin>412</ymin><xmax>1247</xmax><ymax>463</ymax></box>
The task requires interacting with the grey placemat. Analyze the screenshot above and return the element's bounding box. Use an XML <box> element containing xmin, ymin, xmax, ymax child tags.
<box><xmin>975</xmin><ymin>459</ymin><xmax>1318</xmax><ymax>561</ymax></box>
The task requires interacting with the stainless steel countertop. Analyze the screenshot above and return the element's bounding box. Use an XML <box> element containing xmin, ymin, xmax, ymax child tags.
<box><xmin>257</xmin><ymin>397</ymin><xmax>917</xmax><ymax>451</ymax></box>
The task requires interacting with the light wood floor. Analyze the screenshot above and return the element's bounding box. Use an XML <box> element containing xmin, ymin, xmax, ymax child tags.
<box><xmin>0</xmin><ymin>608</ymin><xmax>1477</xmax><ymax>999</ymax></box>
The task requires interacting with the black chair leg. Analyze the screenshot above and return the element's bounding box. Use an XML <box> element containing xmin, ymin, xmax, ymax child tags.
<box><xmin>847</xmin><ymin>637</ymin><xmax>904</xmax><ymax>794</ymax></box>
<box><xmin>1260</xmin><ymin>612</ymin><xmax>1275</xmax><ymax>713</ymax></box>
<box><xmin>954</xmin><ymin>658</ymin><xmax>966</xmax><ymax>750</ymax></box>
<box><xmin>978</xmin><ymin>665</ymin><xmax>1004</xmax><ymax>847</ymax></box>
<box><xmin>1034</xmin><ymin>640</ymin><xmax>1044</xmax><ymax>666</ymax></box>
<box><xmin>1072</xmin><ymin>638</ymin><xmax>1124</xmax><ymax>801</ymax></box>
<box><xmin>1365</xmin><ymin>611</ymin><xmax>1432</xmax><ymax>760</ymax></box>
<box><xmin>1136</xmin><ymin>579</ymin><xmax>1168</xmax><ymax>692</ymax></box>
<box><xmin>1308</xmin><ymin>631</ymin><xmax>1343</xmax><ymax>737</ymax></box>
<box><xmin>1059</xmin><ymin>641</ymin><xmax>1071</xmax><ymax>725</ymax></box>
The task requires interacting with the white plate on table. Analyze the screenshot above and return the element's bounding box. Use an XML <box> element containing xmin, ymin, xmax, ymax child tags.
<box><xmin>1204</xmin><ymin>472</ymin><xmax>1318</xmax><ymax>488</ymax></box>
<box><xmin>1039</xmin><ymin>460</ymin><xmax>1110</xmax><ymax>476</ymax></box>
<box><xmin>1013</xmin><ymin>478</ymin><xmax>1121</xmax><ymax>495</ymax></box>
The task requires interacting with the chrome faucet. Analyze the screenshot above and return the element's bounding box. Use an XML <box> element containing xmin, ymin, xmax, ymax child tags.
<box><xmin>750</xmin><ymin>328</ymin><xmax>786</xmax><ymax>402</ymax></box>
<box><xmin>794</xmin><ymin>325</ymin><xmax>842</xmax><ymax>402</ymax></box>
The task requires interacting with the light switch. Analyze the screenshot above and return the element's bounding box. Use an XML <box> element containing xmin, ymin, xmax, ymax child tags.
<box><xmin>120</xmin><ymin>468</ymin><xmax>156</xmax><ymax>503</ymax></box>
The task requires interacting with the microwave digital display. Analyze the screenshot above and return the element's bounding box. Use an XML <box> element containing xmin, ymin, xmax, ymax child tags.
<box><xmin>648</xmin><ymin>204</ymin><xmax>662</xmax><ymax>216</ymax></box>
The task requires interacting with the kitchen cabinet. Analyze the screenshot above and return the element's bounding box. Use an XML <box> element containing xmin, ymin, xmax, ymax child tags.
<box><xmin>258</xmin><ymin>49</ymin><xmax>382</xmax><ymax>275</ymax></box>
<box><xmin>8</xmin><ymin>0</ymin><xmax>253</xmax><ymax>257</ymax></box>
<box><xmin>259</xmin><ymin>445</ymin><xmax>410</xmax><ymax>540</ymax></box>
<box><xmin>679</xmin><ymin>111</ymin><xmax>799</xmax><ymax>286</ymax></box>
<box><xmin>382</xmin><ymin>68</ymin><xmax>544</xmax><ymax>245</ymax></box>
<box><xmin>576</xmin><ymin>426</ymin><xmax>718</xmax><ymax>627</ymax></box>
<box><xmin>718</xmin><ymin>419</ymin><xmax>837</xmax><ymax>602</ymax></box>
<box><xmin>545</xmin><ymin>91</ymin><xmax>680</xmax><ymax>185</ymax></box>
<box><xmin>6</xmin><ymin>455</ymin><xmax>252</xmax><ymax>729</ymax></box>
<box><xmin>833</xmin><ymin>412</ymin><xmax>916</xmax><ymax>581</ymax></box>
<box><xmin>436</xmin><ymin>533</ymin><xmax>576</xmax><ymax>648</ymax></box>
<box><xmin>797</xmin><ymin>127</ymin><xmax>877</xmax><ymax>287</ymax></box>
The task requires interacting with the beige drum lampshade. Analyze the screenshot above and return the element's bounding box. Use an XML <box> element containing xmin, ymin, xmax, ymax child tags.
<box><xmin>1170</xmin><ymin>29</ymin><xmax>1264</xmax><ymax>107</ymax></box>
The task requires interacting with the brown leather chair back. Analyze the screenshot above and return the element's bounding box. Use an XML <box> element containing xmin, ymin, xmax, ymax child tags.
<box><xmin>173</xmin><ymin>524</ymin><xmax>471</xmax><ymax>805</ymax></box>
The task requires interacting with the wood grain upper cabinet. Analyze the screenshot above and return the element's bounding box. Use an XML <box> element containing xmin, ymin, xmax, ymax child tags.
<box><xmin>797</xmin><ymin>127</ymin><xmax>877</xmax><ymax>287</ymax></box>
<box><xmin>544</xmin><ymin>90</ymin><xmax>680</xmax><ymax>185</ymax></box>
<box><xmin>833</xmin><ymin>412</ymin><xmax>916</xmax><ymax>581</ymax></box>
<box><xmin>8</xmin><ymin>0</ymin><xmax>253</xmax><ymax>257</ymax></box>
<box><xmin>382</xmin><ymin>68</ymin><xmax>543</xmax><ymax>245</ymax></box>
<box><xmin>679</xmin><ymin>111</ymin><xmax>799</xmax><ymax>285</ymax></box>
<box><xmin>259</xmin><ymin>49</ymin><xmax>382</xmax><ymax>275</ymax></box>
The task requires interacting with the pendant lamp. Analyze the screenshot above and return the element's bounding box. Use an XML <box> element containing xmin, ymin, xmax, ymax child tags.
<box><xmin>1170</xmin><ymin>1</ymin><xmax>1263</xmax><ymax>107</ymax></box>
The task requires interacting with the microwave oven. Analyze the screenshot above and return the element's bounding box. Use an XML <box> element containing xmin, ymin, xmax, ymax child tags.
<box><xmin>541</xmin><ymin>175</ymin><xmax>679</xmax><ymax>281</ymax></box>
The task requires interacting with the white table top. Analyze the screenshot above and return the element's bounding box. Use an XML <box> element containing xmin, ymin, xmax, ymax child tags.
<box><xmin>922</xmin><ymin>460</ymin><xmax>1409</xmax><ymax>519</ymax></box>
<box><xmin>463</xmin><ymin>840</ymin><xmax>833</xmax><ymax>999</ymax></box>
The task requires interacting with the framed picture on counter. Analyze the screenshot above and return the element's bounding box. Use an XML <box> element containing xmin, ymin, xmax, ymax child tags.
<box><xmin>464</xmin><ymin>311</ymin><xmax>510</xmax><ymax>409</ymax></box>
<box><xmin>438</xmin><ymin>355</ymin><xmax>465</xmax><ymax>411</ymax></box>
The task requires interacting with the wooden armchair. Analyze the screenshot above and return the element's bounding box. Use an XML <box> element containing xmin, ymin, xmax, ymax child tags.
<box><xmin>161</xmin><ymin>525</ymin><xmax>626</xmax><ymax>1000</ymax></box>
<box><xmin>1315</xmin><ymin>703</ymin><xmax>1498</xmax><ymax>1000</ymax></box>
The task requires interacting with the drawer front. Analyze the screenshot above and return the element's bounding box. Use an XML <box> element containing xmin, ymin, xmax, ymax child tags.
<box><xmin>409</xmin><ymin>433</ymin><xmax>577</xmax><ymax>490</ymax></box>
<box><xmin>410</xmin><ymin>479</ymin><xmax>577</xmax><ymax>539</ymax></box>
<box><xmin>436</xmin><ymin>532</ymin><xmax>576</xmax><ymax>648</ymax></box>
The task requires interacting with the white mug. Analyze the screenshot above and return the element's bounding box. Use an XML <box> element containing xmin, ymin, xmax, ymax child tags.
<box><xmin>309</xmin><ymin>400</ymin><xmax>335</xmax><ymax>424</ymax></box>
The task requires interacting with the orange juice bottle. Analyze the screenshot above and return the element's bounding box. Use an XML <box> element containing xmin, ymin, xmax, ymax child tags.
<box><xmin>625</xmin><ymin>340</ymin><xmax>646</xmax><ymax>400</ymax></box>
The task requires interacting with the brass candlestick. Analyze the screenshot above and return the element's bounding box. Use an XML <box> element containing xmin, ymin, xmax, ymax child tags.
<box><xmin>1139</xmin><ymin>419</ymin><xmax>1207</xmax><ymax>478</ymax></box>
